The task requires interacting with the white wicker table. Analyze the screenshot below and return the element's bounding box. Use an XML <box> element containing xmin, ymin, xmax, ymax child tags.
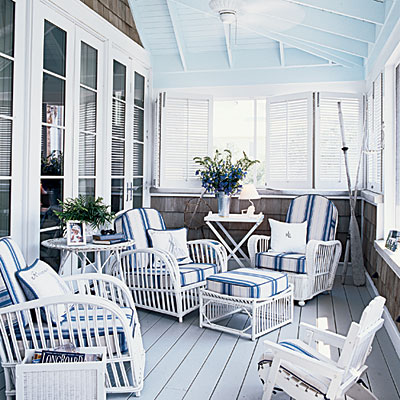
<box><xmin>42</xmin><ymin>238</ymin><xmax>135</xmax><ymax>276</ymax></box>
<box><xmin>204</xmin><ymin>212</ymin><xmax>264</xmax><ymax>267</ymax></box>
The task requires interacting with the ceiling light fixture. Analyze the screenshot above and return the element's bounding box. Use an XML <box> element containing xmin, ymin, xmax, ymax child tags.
<box><xmin>209</xmin><ymin>0</ymin><xmax>242</xmax><ymax>25</ymax></box>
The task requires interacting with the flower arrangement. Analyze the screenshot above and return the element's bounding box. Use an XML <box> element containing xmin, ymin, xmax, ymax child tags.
<box><xmin>194</xmin><ymin>150</ymin><xmax>259</xmax><ymax>195</ymax></box>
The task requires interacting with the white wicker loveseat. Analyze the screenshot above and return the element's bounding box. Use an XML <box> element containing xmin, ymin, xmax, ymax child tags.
<box><xmin>0</xmin><ymin>237</ymin><xmax>145</xmax><ymax>398</ymax></box>
<box><xmin>114</xmin><ymin>208</ymin><xmax>227</xmax><ymax>322</ymax></box>
<box><xmin>248</xmin><ymin>195</ymin><xmax>342</xmax><ymax>306</ymax></box>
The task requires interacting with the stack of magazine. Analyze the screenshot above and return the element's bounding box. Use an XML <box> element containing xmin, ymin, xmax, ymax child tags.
<box><xmin>92</xmin><ymin>232</ymin><xmax>127</xmax><ymax>245</ymax></box>
<box><xmin>32</xmin><ymin>343</ymin><xmax>103</xmax><ymax>364</ymax></box>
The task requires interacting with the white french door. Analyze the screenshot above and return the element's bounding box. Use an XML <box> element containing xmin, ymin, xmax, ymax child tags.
<box><xmin>23</xmin><ymin>1</ymin><xmax>149</xmax><ymax>264</ymax></box>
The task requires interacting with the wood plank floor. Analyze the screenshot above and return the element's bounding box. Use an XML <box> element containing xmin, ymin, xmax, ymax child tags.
<box><xmin>106</xmin><ymin>277</ymin><xmax>400</xmax><ymax>400</ymax></box>
<box><xmin>0</xmin><ymin>277</ymin><xmax>398</xmax><ymax>400</ymax></box>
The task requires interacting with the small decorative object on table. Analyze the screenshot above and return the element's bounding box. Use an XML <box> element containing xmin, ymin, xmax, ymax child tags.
<box><xmin>239</xmin><ymin>183</ymin><xmax>261</xmax><ymax>215</ymax></box>
<box><xmin>92</xmin><ymin>231</ymin><xmax>127</xmax><ymax>245</ymax></box>
<box><xmin>54</xmin><ymin>195</ymin><xmax>115</xmax><ymax>239</ymax></box>
<box><xmin>194</xmin><ymin>149</ymin><xmax>259</xmax><ymax>217</ymax></box>
<box><xmin>385</xmin><ymin>230</ymin><xmax>400</xmax><ymax>252</ymax></box>
<box><xmin>66</xmin><ymin>220</ymin><xmax>86</xmax><ymax>246</ymax></box>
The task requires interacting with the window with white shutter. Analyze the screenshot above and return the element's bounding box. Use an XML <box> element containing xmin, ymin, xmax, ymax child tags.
<box><xmin>315</xmin><ymin>93</ymin><xmax>362</xmax><ymax>189</ymax></box>
<box><xmin>366</xmin><ymin>74</ymin><xmax>383</xmax><ymax>193</ymax></box>
<box><xmin>160</xmin><ymin>94</ymin><xmax>211</xmax><ymax>188</ymax></box>
<box><xmin>266</xmin><ymin>93</ymin><xmax>312</xmax><ymax>189</ymax></box>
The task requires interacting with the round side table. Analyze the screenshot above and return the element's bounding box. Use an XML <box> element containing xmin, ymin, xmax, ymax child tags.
<box><xmin>41</xmin><ymin>238</ymin><xmax>135</xmax><ymax>276</ymax></box>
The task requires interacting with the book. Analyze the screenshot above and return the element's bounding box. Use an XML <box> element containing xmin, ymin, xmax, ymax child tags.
<box><xmin>41</xmin><ymin>350</ymin><xmax>86</xmax><ymax>363</ymax></box>
<box><xmin>92</xmin><ymin>238</ymin><xmax>128</xmax><ymax>245</ymax></box>
<box><xmin>92</xmin><ymin>233</ymin><xmax>125</xmax><ymax>241</ymax></box>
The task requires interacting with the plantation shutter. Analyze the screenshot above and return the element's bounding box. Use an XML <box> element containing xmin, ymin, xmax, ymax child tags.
<box><xmin>160</xmin><ymin>93</ymin><xmax>212</xmax><ymax>187</ymax></box>
<box><xmin>366</xmin><ymin>74</ymin><xmax>383</xmax><ymax>193</ymax></box>
<box><xmin>315</xmin><ymin>93</ymin><xmax>362</xmax><ymax>189</ymax></box>
<box><xmin>266</xmin><ymin>93</ymin><xmax>312</xmax><ymax>189</ymax></box>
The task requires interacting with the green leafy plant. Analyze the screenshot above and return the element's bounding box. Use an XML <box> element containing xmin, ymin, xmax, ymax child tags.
<box><xmin>194</xmin><ymin>149</ymin><xmax>259</xmax><ymax>195</ymax></box>
<box><xmin>54</xmin><ymin>195</ymin><xmax>115</xmax><ymax>230</ymax></box>
<box><xmin>41</xmin><ymin>150</ymin><xmax>63</xmax><ymax>176</ymax></box>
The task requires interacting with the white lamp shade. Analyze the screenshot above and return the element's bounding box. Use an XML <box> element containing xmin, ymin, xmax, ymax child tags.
<box><xmin>239</xmin><ymin>184</ymin><xmax>261</xmax><ymax>200</ymax></box>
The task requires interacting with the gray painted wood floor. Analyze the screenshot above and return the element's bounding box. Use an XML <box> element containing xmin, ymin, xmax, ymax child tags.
<box><xmin>107</xmin><ymin>277</ymin><xmax>400</xmax><ymax>400</ymax></box>
<box><xmin>0</xmin><ymin>277</ymin><xmax>399</xmax><ymax>400</ymax></box>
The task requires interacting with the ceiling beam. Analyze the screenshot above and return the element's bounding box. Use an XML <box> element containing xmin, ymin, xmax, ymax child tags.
<box><xmin>279</xmin><ymin>42</ymin><xmax>285</xmax><ymax>66</ymax></box>
<box><xmin>281</xmin><ymin>0</ymin><xmax>385</xmax><ymax>25</ymax></box>
<box><xmin>165</xmin><ymin>0</ymin><xmax>187</xmax><ymax>71</ymax></box>
<box><xmin>223</xmin><ymin>25</ymin><xmax>233</xmax><ymax>68</ymax></box>
<box><xmin>265</xmin><ymin>5</ymin><xmax>376</xmax><ymax>43</ymax></box>
<box><xmin>261</xmin><ymin>21</ymin><xmax>369</xmax><ymax>58</ymax></box>
<box><xmin>241</xmin><ymin>25</ymin><xmax>363</xmax><ymax>68</ymax></box>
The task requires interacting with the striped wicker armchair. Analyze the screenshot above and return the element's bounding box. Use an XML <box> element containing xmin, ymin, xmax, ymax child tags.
<box><xmin>0</xmin><ymin>237</ymin><xmax>145</xmax><ymax>398</ymax></box>
<box><xmin>248</xmin><ymin>195</ymin><xmax>342</xmax><ymax>305</ymax></box>
<box><xmin>114</xmin><ymin>208</ymin><xmax>227</xmax><ymax>322</ymax></box>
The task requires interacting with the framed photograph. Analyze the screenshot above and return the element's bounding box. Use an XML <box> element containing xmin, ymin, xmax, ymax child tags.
<box><xmin>66</xmin><ymin>221</ymin><xmax>86</xmax><ymax>246</ymax></box>
<box><xmin>385</xmin><ymin>230</ymin><xmax>400</xmax><ymax>252</ymax></box>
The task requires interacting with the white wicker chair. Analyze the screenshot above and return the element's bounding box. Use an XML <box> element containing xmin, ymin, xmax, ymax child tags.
<box><xmin>248</xmin><ymin>195</ymin><xmax>342</xmax><ymax>305</ymax></box>
<box><xmin>114</xmin><ymin>208</ymin><xmax>227</xmax><ymax>322</ymax></box>
<box><xmin>0</xmin><ymin>237</ymin><xmax>145</xmax><ymax>399</ymax></box>
<box><xmin>258</xmin><ymin>296</ymin><xmax>386</xmax><ymax>400</ymax></box>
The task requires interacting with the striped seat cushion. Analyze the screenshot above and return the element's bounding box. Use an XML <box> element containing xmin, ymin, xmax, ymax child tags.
<box><xmin>0</xmin><ymin>238</ymin><xmax>28</xmax><ymax>325</ymax></box>
<box><xmin>258</xmin><ymin>339</ymin><xmax>334</xmax><ymax>395</ymax></box>
<box><xmin>206</xmin><ymin>268</ymin><xmax>288</xmax><ymax>299</ymax></box>
<box><xmin>255</xmin><ymin>252</ymin><xmax>306</xmax><ymax>274</ymax></box>
<box><xmin>11</xmin><ymin>306</ymin><xmax>136</xmax><ymax>353</ymax></box>
<box><xmin>179</xmin><ymin>263</ymin><xmax>219</xmax><ymax>287</ymax></box>
<box><xmin>115</xmin><ymin>208</ymin><xmax>166</xmax><ymax>249</ymax></box>
<box><xmin>286</xmin><ymin>195</ymin><xmax>338</xmax><ymax>242</ymax></box>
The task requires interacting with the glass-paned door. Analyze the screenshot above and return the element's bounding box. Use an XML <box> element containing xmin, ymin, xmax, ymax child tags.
<box><xmin>40</xmin><ymin>20</ymin><xmax>67</xmax><ymax>266</ymax></box>
<box><xmin>79</xmin><ymin>41</ymin><xmax>98</xmax><ymax>198</ymax></box>
<box><xmin>111</xmin><ymin>59</ymin><xmax>127</xmax><ymax>213</ymax></box>
<box><xmin>0</xmin><ymin>0</ymin><xmax>14</xmax><ymax>237</ymax></box>
<box><xmin>132</xmin><ymin>72</ymin><xmax>145</xmax><ymax>208</ymax></box>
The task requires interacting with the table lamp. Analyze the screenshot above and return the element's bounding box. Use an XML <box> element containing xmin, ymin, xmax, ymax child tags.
<box><xmin>239</xmin><ymin>184</ymin><xmax>261</xmax><ymax>215</ymax></box>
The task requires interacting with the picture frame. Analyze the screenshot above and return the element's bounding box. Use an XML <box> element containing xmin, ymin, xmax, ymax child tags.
<box><xmin>385</xmin><ymin>230</ymin><xmax>400</xmax><ymax>252</ymax></box>
<box><xmin>66</xmin><ymin>221</ymin><xmax>86</xmax><ymax>246</ymax></box>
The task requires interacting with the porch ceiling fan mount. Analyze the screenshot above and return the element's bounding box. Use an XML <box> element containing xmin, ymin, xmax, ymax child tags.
<box><xmin>209</xmin><ymin>0</ymin><xmax>243</xmax><ymax>25</ymax></box>
<box><xmin>208</xmin><ymin>0</ymin><xmax>306</xmax><ymax>32</ymax></box>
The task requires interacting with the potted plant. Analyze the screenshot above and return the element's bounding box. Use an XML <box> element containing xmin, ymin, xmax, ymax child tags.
<box><xmin>194</xmin><ymin>150</ymin><xmax>259</xmax><ymax>216</ymax></box>
<box><xmin>54</xmin><ymin>195</ymin><xmax>115</xmax><ymax>237</ymax></box>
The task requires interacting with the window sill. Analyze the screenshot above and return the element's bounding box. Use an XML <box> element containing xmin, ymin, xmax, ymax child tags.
<box><xmin>374</xmin><ymin>240</ymin><xmax>400</xmax><ymax>279</ymax></box>
<box><xmin>361</xmin><ymin>190</ymin><xmax>384</xmax><ymax>205</ymax></box>
<box><xmin>150</xmin><ymin>187</ymin><xmax>352</xmax><ymax>199</ymax></box>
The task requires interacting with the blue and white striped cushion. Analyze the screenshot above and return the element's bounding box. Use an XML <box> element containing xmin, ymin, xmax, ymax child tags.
<box><xmin>206</xmin><ymin>268</ymin><xmax>288</xmax><ymax>299</ymax></box>
<box><xmin>0</xmin><ymin>238</ymin><xmax>27</xmax><ymax>324</ymax></box>
<box><xmin>255</xmin><ymin>252</ymin><xmax>306</xmax><ymax>274</ymax></box>
<box><xmin>10</xmin><ymin>306</ymin><xmax>135</xmax><ymax>353</ymax></box>
<box><xmin>115</xmin><ymin>208</ymin><xmax>166</xmax><ymax>249</ymax></box>
<box><xmin>286</xmin><ymin>195</ymin><xmax>338</xmax><ymax>242</ymax></box>
<box><xmin>258</xmin><ymin>339</ymin><xmax>333</xmax><ymax>395</ymax></box>
<box><xmin>179</xmin><ymin>263</ymin><xmax>219</xmax><ymax>287</ymax></box>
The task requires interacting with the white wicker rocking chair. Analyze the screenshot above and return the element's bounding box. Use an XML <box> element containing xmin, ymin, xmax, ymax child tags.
<box><xmin>114</xmin><ymin>208</ymin><xmax>227</xmax><ymax>322</ymax></box>
<box><xmin>258</xmin><ymin>296</ymin><xmax>386</xmax><ymax>400</ymax></box>
<box><xmin>0</xmin><ymin>238</ymin><xmax>145</xmax><ymax>399</ymax></box>
<box><xmin>248</xmin><ymin>195</ymin><xmax>342</xmax><ymax>305</ymax></box>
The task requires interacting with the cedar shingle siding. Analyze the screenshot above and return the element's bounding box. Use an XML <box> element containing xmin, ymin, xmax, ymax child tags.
<box><xmin>80</xmin><ymin>0</ymin><xmax>142</xmax><ymax>46</ymax></box>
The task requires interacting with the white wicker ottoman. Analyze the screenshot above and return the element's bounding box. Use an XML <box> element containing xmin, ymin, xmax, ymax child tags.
<box><xmin>199</xmin><ymin>268</ymin><xmax>293</xmax><ymax>341</ymax></box>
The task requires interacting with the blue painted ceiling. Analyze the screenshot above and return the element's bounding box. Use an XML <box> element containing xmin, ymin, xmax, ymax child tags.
<box><xmin>127</xmin><ymin>0</ymin><xmax>398</xmax><ymax>88</ymax></box>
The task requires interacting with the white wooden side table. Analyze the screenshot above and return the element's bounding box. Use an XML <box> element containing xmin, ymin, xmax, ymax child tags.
<box><xmin>41</xmin><ymin>238</ymin><xmax>135</xmax><ymax>276</ymax></box>
<box><xmin>204</xmin><ymin>212</ymin><xmax>264</xmax><ymax>268</ymax></box>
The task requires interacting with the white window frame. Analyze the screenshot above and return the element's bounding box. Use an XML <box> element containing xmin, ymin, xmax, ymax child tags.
<box><xmin>315</xmin><ymin>92</ymin><xmax>363</xmax><ymax>190</ymax></box>
<box><xmin>159</xmin><ymin>92</ymin><xmax>213</xmax><ymax>188</ymax></box>
<box><xmin>265</xmin><ymin>92</ymin><xmax>313</xmax><ymax>189</ymax></box>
